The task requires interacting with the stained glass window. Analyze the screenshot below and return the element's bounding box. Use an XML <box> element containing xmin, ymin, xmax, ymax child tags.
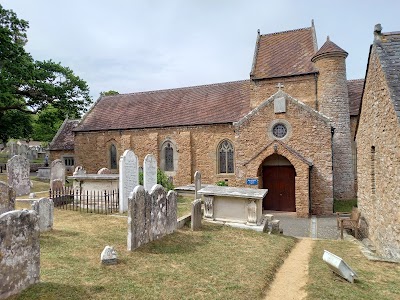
<box><xmin>218</xmin><ymin>140</ymin><xmax>234</xmax><ymax>173</ymax></box>
<box><xmin>110</xmin><ymin>144</ymin><xmax>117</xmax><ymax>169</ymax></box>
<box><xmin>165</xmin><ymin>143</ymin><xmax>174</xmax><ymax>171</ymax></box>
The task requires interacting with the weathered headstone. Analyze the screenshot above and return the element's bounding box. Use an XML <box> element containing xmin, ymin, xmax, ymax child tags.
<box><xmin>166</xmin><ymin>190</ymin><xmax>178</xmax><ymax>234</ymax></box>
<box><xmin>7</xmin><ymin>155</ymin><xmax>30</xmax><ymax>196</ymax></box>
<box><xmin>128</xmin><ymin>185</ymin><xmax>151</xmax><ymax>251</ymax></box>
<box><xmin>51</xmin><ymin>179</ymin><xmax>64</xmax><ymax>191</ymax></box>
<box><xmin>119</xmin><ymin>150</ymin><xmax>139</xmax><ymax>213</ymax></box>
<box><xmin>31</xmin><ymin>198</ymin><xmax>54</xmax><ymax>232</ymax></box>
<box><xmin>127</xmin><ymin>184</ymin><xmax>177</xmax><ymax>251</ymax></box>
<box><xmin>150</xmin><ymin>184</ymin><xmax>167</xmax><ymax>240</ymax></box>
<box><xmin>143</xmin><ymin>154</ymin><xmax>157</xmax><ymax>191</ymax></box>
<box><xmin>0</xmin><ymin>181</ymin><xmax>15</xmax><ymax>215</ymax></box>
<box><xmin>97</xmin><ymin>167</ymin><xmax>111</xmax><ymax>174</ymax></box>
<box><xmin>0</xmin><ymin>210</ymin><xmax>40</xmax><ymax>299</ymax></box>
<box><xmin>194</xmin><ymin>170</ymin><xmax>201</xmax><ymax>200</ymax></box>
<box><xmin>191</xmin><ymin>199</ymin><xmax>202</xmax><ymax>231</ymax></box>
<box><xmin>100</xmin><ymin>246</ymin><xmax>118</xmax><ymax>265</ymax></box>
<box><xmin>50</xmin><ymin>159</ymin><xmax>65</xmax><ymax>186</ymax></box>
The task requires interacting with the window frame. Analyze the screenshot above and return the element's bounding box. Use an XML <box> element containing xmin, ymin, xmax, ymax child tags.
<box><xmin>217</xmin><ymin>139</ymin><xmax>235</xmax><ymax>174</ymax></box>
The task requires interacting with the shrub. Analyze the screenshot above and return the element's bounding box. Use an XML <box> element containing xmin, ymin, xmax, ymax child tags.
<box><xmin>216</xmin><ymin>180</ymin><xmax>228</xmax><ymax>186</ymax></box>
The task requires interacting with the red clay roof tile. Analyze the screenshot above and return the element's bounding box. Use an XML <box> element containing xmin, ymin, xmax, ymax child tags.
<box><xmin>311</xmin><ymin>38</ymin><xmax>348</xmax><ymax>61</ymax></box>
<box><xmin>75</xmin><ymin>80</ymin><xmax>251</xmax><ymax>132</ymax></box>
<box><xmin>251</xmin><ymin>27</ymin><xmax>317</xmax><ymax>79</ymax></box>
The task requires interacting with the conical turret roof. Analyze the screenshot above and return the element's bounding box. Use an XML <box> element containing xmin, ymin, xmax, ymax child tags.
<box><xmin>311</xmin><ymin>37</ymin><xmax>348</xmax><ymax>62</ymax></box>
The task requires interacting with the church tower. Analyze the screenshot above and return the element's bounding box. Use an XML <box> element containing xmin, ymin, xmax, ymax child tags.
<box><xmin>311</xmin><ymin>37</ymin><xmax>355</xmax><ymax>199</ymax></box>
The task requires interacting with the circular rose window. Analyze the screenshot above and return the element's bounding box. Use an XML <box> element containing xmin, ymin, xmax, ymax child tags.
<box><xmin>272</xmin><ymin>123</ymin><xmax>287</xmax><ymax>138</ymax></box>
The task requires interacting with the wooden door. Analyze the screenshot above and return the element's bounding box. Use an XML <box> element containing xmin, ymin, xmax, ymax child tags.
<box><xmin>263</xmin><ymin>166</ymin><xmax>295</xmax><ymax>211</ymax></box>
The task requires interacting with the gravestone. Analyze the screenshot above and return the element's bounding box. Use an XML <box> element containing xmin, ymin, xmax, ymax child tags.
<box><xmin>119</xmin><ymin>150</ymin><xmax>139</xmax><ymax>213</ymax></box>
<box><xmin>100</xmin><ymin>246</ymin><xmax>118</xmax><ymax>265</ymax></box>
<box><xmin>50</xmin><ymin>159</ymin><xmax>65</xmax><ymax>186</ymax></box>
<box><xmin>127</xmin><ymin>185</ymin><xmax>178</xmax><ymax>251</ymax></box>
<box><xmin>51</xmin><ymin>179</ymin><xmax>64</xmax><ymax>191</ymax></box>
<box><xmin>97</xmin><ymin>167</ymin><xmax>111</xmax><ymax>174</ymax></box>
<box><xmin>128</xmin><ymin>185</ymin><xmax>151</xmax><ymax>251</ymax></box>
<box><xmin>194</xmin><ymin>171</ymin><xmax>201</xmax><ymax>200</ymax></box>
<box><xmin>143</xmin><ymin>154</ymin><xmax>157</xmax><ymax>191</ymax></box>
<box><xmin>191</xmin><ymin>199</ymin><xmax>202</xmax><ymax>231</ymax></box>
<box><xmin>73</xmin><ymin>166</ymin><xmax>86</xmax><ymax>175</ymax></box>
<box><xmin>0</xmin><ymin>181</ymin><xmax>15</xmax><ymax>215</ymax></box>
<box><xmin>0</xmin><ymin>210</ymin><xmax>40</xmax><ymax>299</ymax></box>
<box><xmin>150</xmin><ymin>184</ymin><xmax>167</xmax><ymax>240</ymax></box>
<box><xmin>166</xmin><ymin>190</ymin><xmax>178</xmax><ymax>234</ymax></box>
<box><xmin>31</xmin><ymin>198</ymin><xmax>54</xmax><ymax>232</ymax></box>
<box><xmin>7</xmin><ymin>155</ymin><xmax>30</xmax><ymax>196</ymax></box>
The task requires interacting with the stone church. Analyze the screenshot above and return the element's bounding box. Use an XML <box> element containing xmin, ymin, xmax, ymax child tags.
<box><xmin>52</xmin><ymin>22</ymin><xmax>364</xmax><ymax>217</ymax></box>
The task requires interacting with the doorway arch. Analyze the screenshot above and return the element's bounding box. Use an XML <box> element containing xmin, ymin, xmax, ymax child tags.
<box><xmin>261</xmin><ymin>154</ymin><xmax>296</xmax><ymax>212</ymax></box>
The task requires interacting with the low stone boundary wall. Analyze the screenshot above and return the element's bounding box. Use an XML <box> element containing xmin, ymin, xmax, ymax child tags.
<box><xmin>0</xmin><ymin>210</ymin><xmax>40</xmax><ymax>299</ymax></box>
<box><xmin>128</xmin><ymin>184</ymin><xmax>177</xmax><ymax>251</ymax></box>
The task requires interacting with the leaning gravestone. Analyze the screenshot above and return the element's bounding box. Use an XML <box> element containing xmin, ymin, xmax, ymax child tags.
<box><xmin>191</xmin><ymin>199</ymin><xmax>202</xmax><ymax>231</ymax></box>
<box><xmin>50</xmin><ymin>159</ymin><xmax>65</xmax><ymax>186</ymax></box>
<box><xmin>0</xmin><ymin>181</ymin><xmax>16</xmax><ymax>215</ymax></box>
<box><xmin>119</xmin><ymin>150</ymin><xmax>139</xmax><ymax>213</ymax></box>
<box><xmin>143</xmin><ymin>154</ymin><xmax>157</xmax><ymax>191</ymax></box>
<box><xmin>31</xmin><ymin>198</ymin><xmax>54</xmax><ymax>232</ymax></box>
<box><xmin>194</xmin><ymin>171</ymin><xmax>201</xmax><ymax>200</ymax></box>
<box><xmin>7</xmin><ymin>155</ymin><xmax>30</xmax><ymax>196</ymax></box>
<box><xmin>150</xmin><ymin>184</ymin><xmax>167</xmax><ymax>240</ymax></box>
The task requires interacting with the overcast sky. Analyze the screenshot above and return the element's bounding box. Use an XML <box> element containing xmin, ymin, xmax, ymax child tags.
<box><xmin>3</xmin><ymin>0</ymin><xmax>400</xmax><ymax>100</ymax></box>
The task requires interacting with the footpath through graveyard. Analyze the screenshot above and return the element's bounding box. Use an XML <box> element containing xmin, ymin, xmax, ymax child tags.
<box><xmin>265</xmin><ymin>238</ymin><xmax>314</xmax><ymax>300</ymax></box>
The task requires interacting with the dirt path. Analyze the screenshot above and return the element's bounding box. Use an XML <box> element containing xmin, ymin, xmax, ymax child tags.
<box><xmin>265</xmin><ymin>238</ymin><xmax>314</xmax><ymax>300</ymax></box>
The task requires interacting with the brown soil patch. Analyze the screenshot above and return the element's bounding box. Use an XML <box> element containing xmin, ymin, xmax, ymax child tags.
<box><xmin>265</xmin><ymin>238</ymin><xmax>314</xmax><ymax>300</ymax></box>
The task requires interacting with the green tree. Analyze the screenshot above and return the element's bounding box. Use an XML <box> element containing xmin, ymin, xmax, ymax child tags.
<box><xmin>0</xmin><ymin>4</ymin><xmax>92</xmax><ymax>144</ymax></box>
<box><xmin>100</xmin><ymin>90</ymin><xmax>119</xmax><ymax>96</ymax></box>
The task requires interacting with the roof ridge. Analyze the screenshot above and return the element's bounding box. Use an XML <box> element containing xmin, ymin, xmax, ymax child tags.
<box><xmin>382</xmin><ymin>31</ymin><xmax>400</xmax><ymax>36</ymax></box>
<box><xmin>260</xmin><ymin>26</ymin><xmax>311</xmax><ymax>37</ymax></box>
<box><xmin>103</xmin><ymin>79</ymin><xmax>250</xmax><ymax>97</ymax></box>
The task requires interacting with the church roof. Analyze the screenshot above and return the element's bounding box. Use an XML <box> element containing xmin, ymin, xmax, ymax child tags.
<box><xmin>348</xmin><ymin>79</ymin><xmax>364</xmax><ymax>116</ymax></box>
<box><xmin>75</xmin><ymin>80</ymin><xmax>251</xmax><ymax>132</ymax></box>
<box><xmin>311</xmin><ymin>37</ymin><xmax>348</xmax><ymax>62</ymax></box>
<box><xmin>250</xmin><ymin>26</ymin><xmax>318</xmax><ymax>79</ymax></box>
<box><xmin>50</xmin><ymin>119</ymin><xmax>80</xmax><ymax>150</ymax></box>
<box><xmin>374</xmin><ymin>30</ymin><xmax>400</xmax><ymax>122</ymax></box>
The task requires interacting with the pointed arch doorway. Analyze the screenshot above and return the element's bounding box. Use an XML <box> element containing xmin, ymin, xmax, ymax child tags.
<box><xmin>262</xmin><ymin>154</ymin><xmax>296</xmax><ymax>212</ymax></box>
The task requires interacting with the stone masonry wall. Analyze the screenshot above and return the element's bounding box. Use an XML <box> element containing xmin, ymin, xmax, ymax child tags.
<box><xmin>74</xmin><ymin>124</ymin><xmax>235</xmax><ymax>187</ymax></box>
<box><xmin>0</xmin><ymin>210</ymin><xmax>40</xmax><ymax>299</ymax></box>
<box><xmin>357</xmin><ymin>47</ymin><xmax>400</xmax><ymax>259</ymax></box>
<box><xmin>235</xmin><ymin>92</ymin><xmax>333</xmax><ymax>216</ymax></box>
<box><xmin>250</xmin><ymin>74</ymin><xmax>317</xmax><ymax>109</ymax></box>
<box><xmin>314</xmin><ymin>56</ymin><xmax>355</xmax><ymax>199</ymax></box>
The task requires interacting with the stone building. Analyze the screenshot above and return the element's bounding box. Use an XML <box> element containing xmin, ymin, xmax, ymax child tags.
<box><xmin>49</xmin><ymin>118</ymin><xmax>79</xmax><ymax>174</ymax></box>
<box><xmin>59</xmin><ymin>22</ymin><xmax>363</xmax><ymax>217</ymax></box>
<box><xmin>356</xmin><ymin>25</ymin><xmax>400</xmax><ymax>259</ymax></box>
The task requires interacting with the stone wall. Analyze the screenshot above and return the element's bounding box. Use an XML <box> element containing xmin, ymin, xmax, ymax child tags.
<box><xmin>357</xmin><ymin>47</ymin><xmax>400</xmax><ymax>259</ymax></box>
<box><xmin>0</xmin><ymin>210</ymin><xmax>40</xmax><ymax>299</ymax></box>
<box><xmin>313</xmin><ymin>56</ymin><xmax>355</xmax><ymax>199</ymax></box>
<box><xmin>250</xmin><ymin>74</ymin><xmax>317</xmax><ymax>109</ymax></box>
<box><xmin>74</xmin><ymin>124</ymin><xmax>235</xmax><ymax>187</ymax></box>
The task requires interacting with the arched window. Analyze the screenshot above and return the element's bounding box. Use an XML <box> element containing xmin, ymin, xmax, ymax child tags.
<box><xmin>160</xmin><ymin>139</ymin><xmax>178</xmax><ymax>173</ymax></box>
<box><xmin>110</xmin><ymin>144</ymin><xmax>117</xmax><ymax>169</ymax></box>
<box><xmin>218</xmin><ymin>140</ymin><xmax>234</xmax><ymax>173</ymax></box>
<box><xmin>165</xmin><ymin>143</ymin><xmax>174</xmax><ymax>171</ymax></box>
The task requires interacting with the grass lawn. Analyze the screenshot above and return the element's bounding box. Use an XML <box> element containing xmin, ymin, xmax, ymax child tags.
<box><xmin>307</xmin><ymin>240</ymin><xmax>400</xmax><ymax>299</ymax></box>
<box><xmin>333</xmin><ymin>199</ymin><xmax>357</xmax><ymax>213</ymax></box>
<box><xmin>9</xmin><ymin>208</ymin><xmax>296</xmax><ymax>300</ymax></box>
<box><xmin>177</xmin><ymin>196</ymin><xmax>193</xmax><ymax>217</ymax></box>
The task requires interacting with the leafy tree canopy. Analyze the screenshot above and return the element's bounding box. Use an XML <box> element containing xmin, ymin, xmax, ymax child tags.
<box><xmin>0</xmin><ymin>4</ymin><xmax>92</xmax><ymax>143</ymax></box>
<box><xmin>100</xmin><ymin>90</ymin><xmax>119</xmax><ymax>96</ymax></box>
